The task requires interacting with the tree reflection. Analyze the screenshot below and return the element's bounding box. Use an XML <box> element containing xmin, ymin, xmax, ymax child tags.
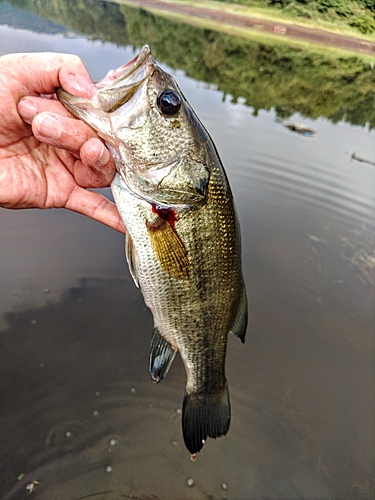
<box><xmin>4</xmin><ymin>0</ymin><xmax>375</xmax><ymax>128</ymax></box>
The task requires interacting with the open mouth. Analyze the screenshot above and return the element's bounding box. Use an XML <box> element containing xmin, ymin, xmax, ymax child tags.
<box><xmin>96</xmin><ymin>45</ymin><xmax>154</xmax><ymax>113</ymax></box>
<box><xmin>57</xmin><ymin>45</ymin><xmax>154</xmax><ymax>114</ymax></box>
<box><xmin>97</xmin><ymin>45</ymin><xmax>152</xmax><ymax>89</ymax></box>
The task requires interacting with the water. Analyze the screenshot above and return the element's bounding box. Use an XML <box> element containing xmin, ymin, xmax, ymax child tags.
<box><xmin>1</xmin><ymin>1</ymin><xmax>375</xmax><ymax>499</ymax></box>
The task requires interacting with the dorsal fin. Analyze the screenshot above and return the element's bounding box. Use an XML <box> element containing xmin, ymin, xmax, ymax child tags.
<box><xmin>230</xmin><ymin>284</ymin><xmax>247</xmax><ymax>343</ymax></box>
<box><xmin>125</xmin><ymin>232</ymin><xmax>139</xmax><ymax>288</ymax></box>
<box><xmin>149</xmin><ymin>327</ymin><xmax>177</xmax><ymax>383</ymax></box>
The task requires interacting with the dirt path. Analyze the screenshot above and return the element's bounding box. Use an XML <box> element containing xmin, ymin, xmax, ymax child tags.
<box><xmin>121</xmin><ymin>0</ymin><xmax>375</xmax><ymax>56</ymax></box>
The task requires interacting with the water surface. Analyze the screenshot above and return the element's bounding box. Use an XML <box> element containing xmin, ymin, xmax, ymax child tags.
<box><xmin>0</xmin><ymin>2</ymin><xmax>374</xmax><ymax>499</ymax></box>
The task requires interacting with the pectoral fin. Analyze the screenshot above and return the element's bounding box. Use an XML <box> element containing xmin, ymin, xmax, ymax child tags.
<box><xmin>146</xmin><ymin>218</ymin><xmax>190</xmax><ymax>280</ymax></box>
<box><xmin>125</xmin><ymin>232</ymin><xmax>139</xmax><ymax>287</ymax></box>
<box><xmin>149</xmin><ymin>327</ymin><xmax>177</xmax><ymax>383</ymax></box>
<box><xmin>230</xmin><ymin>284</ymin><xmax>248</xmax><ymax>343</ymax></box>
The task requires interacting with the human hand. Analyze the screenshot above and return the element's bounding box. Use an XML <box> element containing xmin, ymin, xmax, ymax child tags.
<box><xmin>0</xmin><ymin>52</ymin><xmax>125</xmax><ymax>233</ymax></box>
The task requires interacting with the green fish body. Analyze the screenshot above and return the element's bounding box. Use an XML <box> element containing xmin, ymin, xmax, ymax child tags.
<box><xmin>57</xmin><ymin>46</ymin><xmax>247</xmax><ymax>455</ymax></box>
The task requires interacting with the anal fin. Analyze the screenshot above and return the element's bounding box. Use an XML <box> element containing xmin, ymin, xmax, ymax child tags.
<box><xmin>149</xmin><ymin>327</ymin><xmax>177</xmax><ymax>383</ymax></box>
<box><xmin>230</xmin><ymin>284</ymin><xmax>248</xmax><ymax>343</ymax></box>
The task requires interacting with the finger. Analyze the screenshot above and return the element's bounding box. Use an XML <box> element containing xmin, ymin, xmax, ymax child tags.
<box><xmin>2</xmin><ymin>52</ymin><xmax>96</xmax><ymax>98</ymax></box>
<box><xmin>80</xmin><ymin>139</ymin><xmax>116</xmax><ymax>187</ymax></box>
<box><xmin>72</xmin><ymin>155</ymin><xmax>114</xmax><ymax>189</ymax></box>
<box><xmin>18</xmin><ymin>96</ymin><xmax>77</xmax><ymax>124</ymax></box>
<box><xmin>66</xmin><ymin>186</ymin><xmax>126</xmax><ymax>234</ymax></box>
<box><xmin>32</xmin><ymin>112</ymin><xmax>97</xmax><ymax>156</ymax></box>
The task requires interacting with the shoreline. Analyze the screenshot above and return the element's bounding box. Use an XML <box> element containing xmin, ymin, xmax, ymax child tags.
<box><xmin>112</xmin><ymin>0</ymin><xmax>375</xmax><ymax>57</ymax></box>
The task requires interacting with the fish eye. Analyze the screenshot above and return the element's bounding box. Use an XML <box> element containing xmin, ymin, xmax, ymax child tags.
<box><xmin>157</xmin><ymin>89</ymin><xmax>181</xmax><ymax>116</ymax></box>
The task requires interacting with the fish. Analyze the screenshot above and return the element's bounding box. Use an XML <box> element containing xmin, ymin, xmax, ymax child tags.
<box><xmin>57</xmin><ymin>45</ymin><xmax>247</xmax><ymax>456</ymax></box>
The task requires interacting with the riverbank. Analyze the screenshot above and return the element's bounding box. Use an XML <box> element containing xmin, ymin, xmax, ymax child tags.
<box><xmin>112</xmin><ymin>0</ymin><xmax>375</xmax><ymax>56</ymax></box>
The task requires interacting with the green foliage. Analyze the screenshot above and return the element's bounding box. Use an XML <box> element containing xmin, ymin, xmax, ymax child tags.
<box><xmin>364</xmin><ymin>0</ymin><xmax>375</xmax><ymax>13</ymax></box>
<box><xmin>349</xmin><ymin>12</ymin><xmax>375</xmax><ymax>34</ymax></box>
<box><xmin>225</xmin><ymin>0</ymin><xmax>375</xmax><ymax>34</ymax></box>
<box><xmin>4</xmin><ymin>0</ymin><xmax>375</xmax><ymax>128</ymax></box>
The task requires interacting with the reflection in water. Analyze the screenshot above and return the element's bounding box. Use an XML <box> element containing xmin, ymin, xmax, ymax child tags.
<box><xmin>0</xmin><ymin>2</ymin><xmax>375</xmax><ymax>500</ymax></box>
<box><xmin>2</xmin><ymin>0</ymin><xmax>375</xmax><ymax>128</ymax></box>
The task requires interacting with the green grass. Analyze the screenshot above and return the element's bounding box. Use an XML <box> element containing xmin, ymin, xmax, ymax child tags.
<box><xmin>158</xmin><ymin>0</ymin><xmax>375</xmax><ymax>41</ymax></box>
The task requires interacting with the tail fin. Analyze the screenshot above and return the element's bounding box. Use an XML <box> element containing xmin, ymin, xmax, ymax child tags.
<box><xmin>182</xmin><ymin>383</ymin><xmax>230</xmax><ymax>455</ymax></box>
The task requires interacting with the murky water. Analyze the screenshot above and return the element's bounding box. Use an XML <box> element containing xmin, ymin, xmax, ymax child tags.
<box><xmin>1</xmin><ymin>2</ymin><xmax>375</xmax><ymax>499</ymax></box>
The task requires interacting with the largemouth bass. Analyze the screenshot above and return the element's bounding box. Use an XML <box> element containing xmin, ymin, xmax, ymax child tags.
<box><xmin>57</xmin><ymin>46</ymin><xmax>247</xmax><ymax>456</ymax></box>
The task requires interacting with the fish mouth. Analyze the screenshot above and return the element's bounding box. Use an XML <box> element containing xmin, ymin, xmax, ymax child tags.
<box><xmin>97</xmin><ymin>45</ymin><xmax>152</xmax><ymax>89</ymax></box>
<box><xmin>96</xmin><ymin>45</ymin><xmax>154</xmax><ymax>113</ymax></box>
<box><xmin>57</xmin><ymin>45</ymin><xmax>154</xmax><ymax>115</ymax></box>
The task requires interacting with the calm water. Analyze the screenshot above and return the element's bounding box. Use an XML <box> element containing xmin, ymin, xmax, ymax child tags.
<box><xmin>1</xmin><ymin>2</ymin><xmax>375</xmax><ymax>499</ymax></box>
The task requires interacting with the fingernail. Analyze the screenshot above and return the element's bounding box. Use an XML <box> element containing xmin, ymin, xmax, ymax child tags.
<box><xmin>35</xmin><ymin>114</ymin><xmax>61</xmax><ymax>140</ymax></box>
<box><xmin>93</xmin><ymin>143</ymin><xmax>111</xmax><ymax>168</ymax></box>
<box><xmin>18</xmin><ymin>98</ymin><xmax>37</xmax><ymax>123</ymax></box>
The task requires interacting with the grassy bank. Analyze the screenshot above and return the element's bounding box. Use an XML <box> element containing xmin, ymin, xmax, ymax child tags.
<box><xmin>222</xmin><ymin>0</ymin><xmax>375</xmax><ymax>34</ymax></box>
<box><xmin>161</xmin><ymin>0</ymin><xmax>375</xmax><ymax>40</ymax></box>
<box><xmin>116</xmin><ymin>0</ymin><xmax>375</xmax><ymax>58</ymax></box>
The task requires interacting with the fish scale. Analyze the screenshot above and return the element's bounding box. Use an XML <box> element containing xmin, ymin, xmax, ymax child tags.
<box><xmin>57</xmin><ymin>45</ymin><xmax>247</xmax><ymax>456</ymax></box>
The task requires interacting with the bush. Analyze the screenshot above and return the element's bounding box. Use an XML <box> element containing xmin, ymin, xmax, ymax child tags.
<box><xmin>349</xmin><ymin>13</ymin><xmax>375</xmax><ymax>34</ymax></box>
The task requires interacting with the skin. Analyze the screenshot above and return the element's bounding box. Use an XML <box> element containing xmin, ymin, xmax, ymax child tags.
<box><xmin>0</xmin><ymin>52</ymin><xmax>125</xmax><ymax>233</ymax></box>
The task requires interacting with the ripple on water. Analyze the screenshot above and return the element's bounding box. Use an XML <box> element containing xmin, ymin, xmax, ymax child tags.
<box><xmin>3</xmin><ymin>378</ymin><xmax>223</xmax><ymax>500</ymax></box>
<box><xmin>44</xmin><ymin>415</ymin><xmax>90</xmax><ymax>450</ymax></box>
